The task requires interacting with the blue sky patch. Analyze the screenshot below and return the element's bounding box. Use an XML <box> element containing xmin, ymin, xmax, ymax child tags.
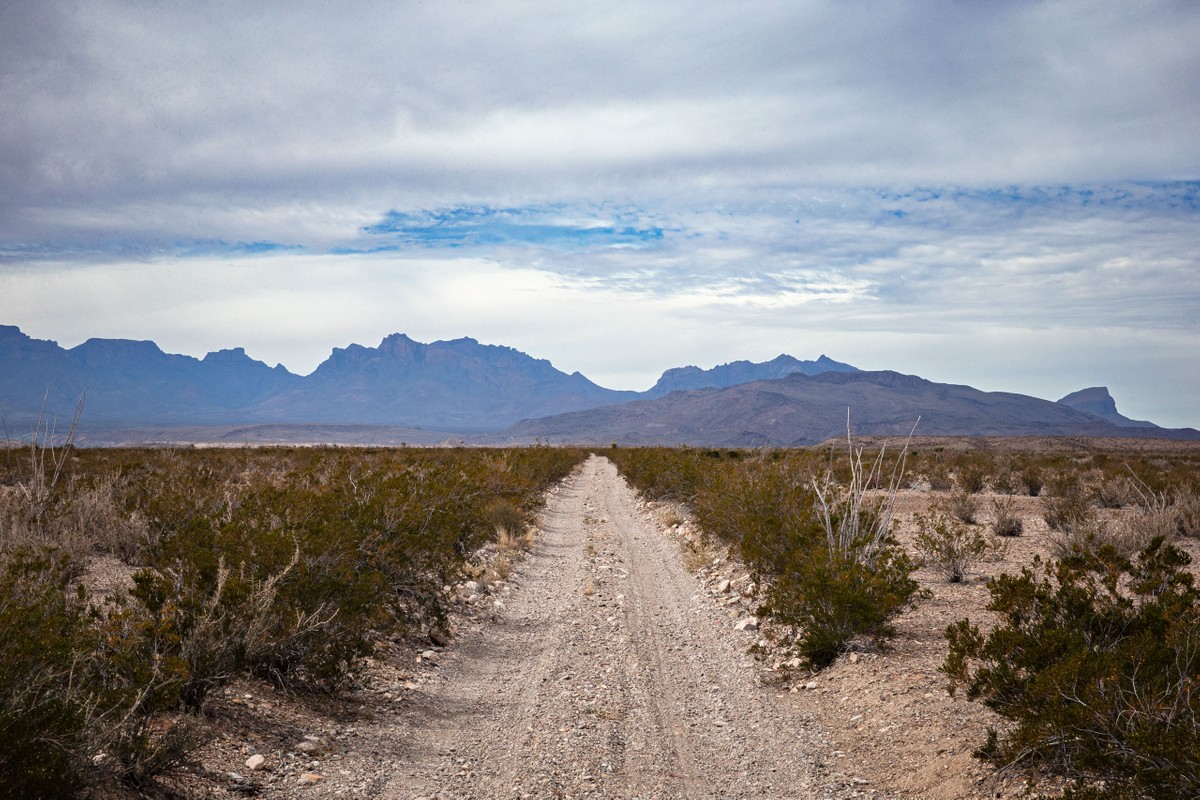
<box><xmin>362</xmin><ymin>205</ymin><xmax>666</xmax><ymax>250</ymax></box>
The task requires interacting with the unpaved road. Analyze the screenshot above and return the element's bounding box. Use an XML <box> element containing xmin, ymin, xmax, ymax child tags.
<box><xmin>377</xmin><ymin>456</ymin><xmax>875</xmax><ymax>800</ymax></box>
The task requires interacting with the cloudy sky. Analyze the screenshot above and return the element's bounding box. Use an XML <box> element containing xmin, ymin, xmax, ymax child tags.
<box><xmin>2</xmin><ymin>1</ymin><xmax>1198</xmax><ymax>427</ymax></box>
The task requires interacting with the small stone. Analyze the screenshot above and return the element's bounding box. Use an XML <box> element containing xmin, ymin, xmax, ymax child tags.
<box><xmin>245</xmin><ymin>754</ymin><xmax>266</xmax><ymax>771</ymax></box>
<box><xmin>296</xmin><ymin>740</ymin><xmax>320</xmax><ymax>754</ymax></box>
<box><xmin>420</xmin><ymin>650</ymin><xmax>437</xmax><ymax>663</ymax></box>
<box><xmin>716</xmin><ymin>579</ymin><xmax>731</xmax><ymax>593</ymax></box>
<box><xmin>805</xmin><ymin>680</ymin><xmax>819</xmax><ymax>690</ymax></box>
<box><xmin>428</xmin><ymin>628</ymin><xmax>450</xmax><ymax>647</ymax></box>
<box><xmin>734</xmin><ymin>617</ymin><xmax>759</xmax><ymax>632</ymax></box>
<box><xmin>849</xmin><ymin>652</ymin><xmax>860</xmax><ymax>664</ymax></box>
<box><xmin>298</xmin><ymin>772</ymin><xmax>325</xmax><ymax>784</ymax></box>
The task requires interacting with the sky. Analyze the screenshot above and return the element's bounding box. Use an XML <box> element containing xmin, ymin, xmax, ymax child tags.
<box><xmin>1</xmin><ymin>1</ymin><xmax>1198</xmax><ymax>428</ymax></box>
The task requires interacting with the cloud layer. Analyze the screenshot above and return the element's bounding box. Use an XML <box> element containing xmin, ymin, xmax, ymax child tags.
<box><xmin>1</xmin><ymin>1</ymin><xmax>1197</xmax><ymax>427</ymax></box>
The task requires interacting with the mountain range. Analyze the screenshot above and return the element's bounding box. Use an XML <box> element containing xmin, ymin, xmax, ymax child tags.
<box><xmin>1</xmin><ymin>324</ymin><xmax>1195</xmax><ymax>445</ymax></box>
<box><xmin>492</xmin><ymin>371</ymin><xmax>1197</xmax><ymax>446</ymax></box>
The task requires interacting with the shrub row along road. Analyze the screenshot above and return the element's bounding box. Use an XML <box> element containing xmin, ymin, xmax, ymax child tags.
<box><xmin>381</xmin><ymin>456</ymin><xmax>870</xmax><ymax>800</ymax></box>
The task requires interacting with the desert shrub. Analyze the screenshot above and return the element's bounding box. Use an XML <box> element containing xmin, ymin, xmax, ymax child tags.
<box><xmin>86</xmin><ymin>596</ymin><xmax>205</xmax><ymax>789</ymax></box>
<box><xmin>0</xmin><ymin>549</ymin><xmax>93</xmax><ymax>797</ymax></box>
<box><xmin>485</xmin><ymin>497</ymin><xmax>527</xmax><ymax>543</ymax></box>
<box><xmin>914</xmin><ymin>511</ymin><xmax>990</xmax><ymax>582</ymax></box>
<box><xmin>991</xmin><ymin>467</ymin><xmax>1018</xmax><ymax>496</ymax></box>
<box><xmin>1019</xmin><ymin>465</ymin><xmax>1044</xmax><ymax>497</ymax></box>
<box><xmin>1095</xmin><ymin>476</ymin><xmax>1136</xmax><ymax>509</ymax></box>
<box><xmin>764</xmin><ymin>545</ymin><xmax>919</xmax><ymax>667</ymax></box>
<box><xmin>780</xmin><ymin>438</ymin><xmax>920</xmax><ymax>667</ymax></box>
<box><xmin>690</xmin><ymin>455</ymin><xmax>814</xmax><ymax>570</ymax></box>
<box><xmin>944</xmin><ymin>538</ymin><xmax>1200</xmax><ymax>799</ymax></box>
<box><xmin>1043</xmin><ymin>489</ymin><xmax>1095</xmax><ymax>533</ymax></box>
<box><xmin>988</xmin><ymin>496</ymin><xmax>1024</xmax><ymax>537</ymax></box>
<box><xmin>604</xmin><ymin>447</ymin><xmax>709</xmax><ymax>502</ymax></box>
<box><xmin>925</xmin><ymin>465</ymin><xmax>953</xmax><ymax>491</ymax></box>
<box><xmin>1175</xmin><ymin>484</ymin><xmax>1200</xmax><ymax>537</ymax></box>
<box><xmin>942</xmin><ymin>486</ymin><xmax>980</xmax><ymax>524</ymax></box>
<box><xmin>955</xmin><ymin>460</ymin><xmax>988</xmax><ymax>494</ymax></box>
<box><xmin>0</xmin><ymin>548</ymin><xmax>203</xmax><ymax>795</ymax></box>
<box><xmin>1049</xmin><ymin>515</ymin><xmax>1158</xmax><ymax>563</ymax></box>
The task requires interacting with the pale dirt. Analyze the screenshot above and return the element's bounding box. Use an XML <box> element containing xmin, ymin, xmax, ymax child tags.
<box><xmin>373</xmin><ymin>454</ymin><xmax>848</xmax><ymax>799</ymax></box>
<box><xmin>171</xmin><ymin>453</ymin><xmax>1200</xmax><ymax>799</ymax></box>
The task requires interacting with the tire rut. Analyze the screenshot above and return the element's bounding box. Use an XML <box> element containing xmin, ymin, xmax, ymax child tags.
<box><xmin>380</xmin><ymin>455</ymin><xmax>856</xmax><ymax>799</ymax></box>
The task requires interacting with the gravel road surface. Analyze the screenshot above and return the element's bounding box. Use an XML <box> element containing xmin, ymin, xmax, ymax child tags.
<box><xmin>377</xmin><ymin>455</ymin><xmax>873</xmax><ymax>800</ymax></box>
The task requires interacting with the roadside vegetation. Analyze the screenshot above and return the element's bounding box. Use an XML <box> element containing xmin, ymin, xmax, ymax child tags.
<box><xmin>0</xmin><ymin>439</ymin><xmax>585</xmax><ymax>795</ymax></box>
<box><xmin>608</xmin><ymin>438</ymin><xmax>923</xmax><ymax>668</ymax></box>
<box><xmin>609</xmin><ymin>440</ymin><xmax>1200</xmax><ymax>799</ymax></box>
<box><xmin>4</xmin><ymin>428</ymin><xmax>1199</xmax><ymax>799</ymax></box>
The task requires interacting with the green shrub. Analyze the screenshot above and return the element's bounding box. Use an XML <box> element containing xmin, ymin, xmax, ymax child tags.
<box><xmin>765</xmin><ymin>545</ymin><xmax>919</xmax><ymax>667</ymax></box>
<box><xmin>944</xmin><ymin>538</ymin><xmax>1200</xmax><ymax>799</ymax></box>
<box><xmin>0</xmin><ymin>549</ymin><xmax>93</xmax><ymax>797</ymax></box>
<box><xmin>914</xmin><ymin>511</ymin><xmax>990</xmax><ymax>582</ymax></box>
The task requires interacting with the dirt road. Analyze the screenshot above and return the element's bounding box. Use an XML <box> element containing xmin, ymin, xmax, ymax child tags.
<box><xmin>377</xmin><ymin>455</ymin><xmax>870</xmax><ymax>800</ymax></box>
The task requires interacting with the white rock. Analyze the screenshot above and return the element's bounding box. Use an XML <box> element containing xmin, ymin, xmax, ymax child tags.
<box><xmin>734</xmin><ymin>617</ymin><xmax>759</xmax><ymax>632</ymax></box>
<box><xmin>716</xmin><ymin>579</ymin><xmax>731</xmax><ymax>593</ymax></box>
<box><xmin>245</xmin><ymin>754</ymin><xmax>266</xmax><ymax>771</ymax></box>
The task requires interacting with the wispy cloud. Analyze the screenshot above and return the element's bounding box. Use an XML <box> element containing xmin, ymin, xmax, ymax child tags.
<box><xmin>0</xmin><ymin>1</ymin><xmax>1197</xmax><ymax>427</ymax></box>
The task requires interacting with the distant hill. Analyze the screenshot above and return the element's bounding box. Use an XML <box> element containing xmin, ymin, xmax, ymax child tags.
<box><xmin>1057</xmin><ymin>387</ymin><xmax>1158</xmax><ymax>428</ymax></box>
<box><xmin>490</xmin><ymin>370</ymin><xmax>1200</xmax><ymax>446</ymax></box>
<box><xmin>645</xmin><ymin>354</ymin><xmax>857</xmax><ymax>397</ymax></box>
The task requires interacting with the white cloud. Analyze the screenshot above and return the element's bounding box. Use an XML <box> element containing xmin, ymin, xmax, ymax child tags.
<box><xmin>0</xmin><ymin>1</ymin><xmax>1197</xmax><ymax>428</ymax></box>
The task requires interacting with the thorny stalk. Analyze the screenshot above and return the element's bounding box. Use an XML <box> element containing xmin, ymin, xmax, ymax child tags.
<box><xmin>811</xmin><ymin>411</ymin><xmax>918</xmax><ymax>566</ymax></box>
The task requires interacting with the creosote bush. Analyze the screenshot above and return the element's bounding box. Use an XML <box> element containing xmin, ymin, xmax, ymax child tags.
<box><xmin>610</xmin><ymin>434</ymin><xmax>921</xmax><ymax>669</ymax></box>
<box><xmin>944</xmin><ymin>538</ymin><xmax>1200</xmax><ymax>800</ymax></box>
<box><xmin>914</xmin><ymin>511</ymin><xmax>990</xmax><ymax>582</ymax></box>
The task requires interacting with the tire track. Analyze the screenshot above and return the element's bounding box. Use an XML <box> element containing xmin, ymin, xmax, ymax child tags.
<box><xmin>379</xmin><ymin>455</ymin><xmax>855</xmax><ymax>799</ymax></box>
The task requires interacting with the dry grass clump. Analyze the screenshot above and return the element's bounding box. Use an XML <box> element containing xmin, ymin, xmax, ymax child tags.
<box><xmin>988</xmin><ymin>495</ymin><xmax>1024</xmax><ymax>537</ymax></box>
<box><xmin>1042</xmin><ymin>490</ymin><xmax>1095</xmax><ymax>534</ymax></box>
<box><xmin>1094</xmin><ymin>476</ymin><xmax>1137</xmax><ymax>508</ymax></box>
<box><xmin>1050</xmin><ymin>508</ymin><xmax>1174</xmax><ymax>561</ymax></box>
<box><xmin>1175</xmin><ymin>485</ymin><xmax>1200</xmax><ymax>537</ymax></box>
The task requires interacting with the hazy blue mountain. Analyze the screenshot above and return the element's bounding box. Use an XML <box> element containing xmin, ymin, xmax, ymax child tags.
<box><xmin>645</xmin><ymin>354</ymin><xmax>858</xmax><ymax>398</ymax></box>
<box><xmin>250</xmin><ymin>333</ymin><xmax>638</xmax><ymax>429</ymax></box>
<box><xmin>1057</xmin><ymin>387</ymin><xmax>1159</xmax><ymax>428</ymax></box>
<box><xmin>492</xmin><ymin>370</ymin><xmax>1200</xmax><ymax>446</ymax></box>
<box><xmin>3</xmin><ymin>324</ymin><xmax>1192</xmax><ymax>443</ymax></box>
<box><xmin>0</xmin><ymin>325</ymin><xmax>299</xmax><ymax>426</ymax></box>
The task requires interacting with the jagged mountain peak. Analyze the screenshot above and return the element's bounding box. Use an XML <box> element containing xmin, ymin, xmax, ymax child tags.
<box><xmin>647</xmin><ymin>353</ymin><xmax>858</xmax><ymax>398</ymax></box>
<box><xmin>1057</xmin><ymin>386</ymin><xmax>1157</xmax><ymax>428</ymax></box>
